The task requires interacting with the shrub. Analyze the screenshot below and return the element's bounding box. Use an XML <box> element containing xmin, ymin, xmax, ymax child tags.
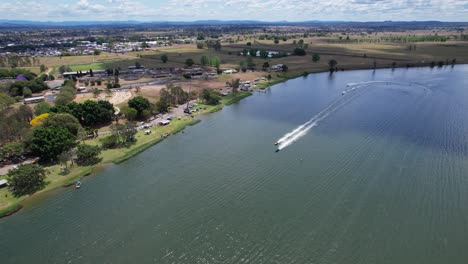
<box><xmin>76</xmin><ymin>144</ymin><xmax>102</xmax><ymax>166</ymax></box>
<box><xmin>34</xmin><ymin>102</ymin><xmax>51</xmax><ymax>116</ymax></box>
<box><xmin>30</xmin><ymin>113</ymin><xmax>49</xmax><ymax>127</ymax></box>
<box><xmin>100</xmin><ymin>135</ymin><xmax>120</xmax><ymax>149</ymax></box>
<box><xmin>293</xmin><ymin>48</ymin><xmax>306</xmax><ymax>56</ymax></box>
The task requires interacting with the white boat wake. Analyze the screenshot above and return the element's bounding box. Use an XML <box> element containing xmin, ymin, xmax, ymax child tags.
<box><xmin>274</xmin><ymin>81</ymin><xmax>429</xmax><ymax>152</ymax></box>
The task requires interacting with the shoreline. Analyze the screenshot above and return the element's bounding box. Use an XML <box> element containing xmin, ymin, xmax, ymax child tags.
<box><xmin>0</xmin><ymin>93</ymin><xmax>250</xmax><ymax>218</ymax></box>
<box><xmin>0</xmin><ymin>63</ymin><xmax>463</xmax><ymax>219</ymax></box>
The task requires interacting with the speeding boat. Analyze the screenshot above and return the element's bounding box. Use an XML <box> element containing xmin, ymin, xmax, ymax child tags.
<box><xmin>274</xmin><ymin>142</ymin><xmax>279</xmax><ymax>146</ymax></box>
<box><xmin>342</xmin><ymin>91</ymin><xmax>346</xmax><ymax>95</ymax></box>
<box><xmin>275</xmin><ymin>148</ymin><xmax>280</xmax><ymax>152</ymax></box>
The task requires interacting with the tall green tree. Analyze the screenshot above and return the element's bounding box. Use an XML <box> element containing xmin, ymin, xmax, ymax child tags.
<box><xmin>293</xmin><ymin>48</ymin><xmax>306</xmax><ymax>56</ymax></box>
<box><xmin>0</xmin><ymin>142</ymin><xmax>25</xmax><ymax>163</ymax></box>
<box><xmin>17</xmin><ymin>105</ymin><xmax>33</xmax><ymax>122</ymax></box>
<box><xmin>161</xmin><ymin>54</ymin><xmax>168</xmax><ymax>63</ymax></box>
<box><xmin>121</xmin><ymin>106</ymin><xmax>138</xmax><ymax>120</ymax></box>
<box><xmin>0</xmin><ymin>92</ymin><xmax>15</xmax><ymax>111</ymax></box>
<box><xmin>22</xmin><ymin>87</ymin><xmax>32</xmax><ymax>97</ymax></box>
<box><xmin>121</xmin><ymin>122</ymin><xmax>138</xmax><ymax>143</ymax></box>
<box><xmin>39</xmin><ymin>64</ymin><xmax>47</xmax><ymax>73</ymax></box>
<box><xmin>328</xmin><ymin>59</ymin><xmax>338</xmax><ymax>71</ymax></box>
<box><xmin>79</xmin><ymin>100</ymin><xmax>114</xmax><ymax>126</ymax></box>
<box><xmin>58</xmin><ymin>65</ymin><xmax>72</xmax><ymax>74</ymax></box>
<box><xmin>201</xmin><ymin>89</ymin><xmax>221</xmax><ymax>105</ymax></box>
<box><xmin>58</xmin><ymin>151</ymin><xmax>71</xmax><ymax>169</ymax></box>
<box><xmin>42</xmin><ymin>113</ymin><xmax>83</xmax><ymax>136</ymax></box>
<box><xmin>200</xmin><ymin>55</ymin><xmax>209</xmax><ymax>65</ymax></box>
<box><xmin>7</xmin><ymin>164</ymin><xmax>48</xmax><ymax>197</ymax></box>
<box><xmin>228</xmin><ymin>79</ymin><xmax>240</xmax><ymax>94</ymax></box>
<box><xmin>246</xmin><ymin>56</ymin><xmax>256</xmax><ymax>70</ymax></box>
<box><xmin>30</xmin><ymin>126</ymin><xmax>76</xmax><ymax>162</ymax></box>
<box><xmin>34</xmin><ymin>102</ymin><xmax>51</xmax><ymax>116</ymax></box>
<box><xmin>213</xmin><ymin>40</ymin><xmax>222</xmax><ymax>51</ymax></box>
<box><xmin>128</xmin><ymin>96</ymin><xmax>151</xmax><ymax>118</ymax></box>
<box><xmin>185</xmin><ymin>58</ymin><xmax>195</xmax><ymax>67</ymax></box>
<box><xmin>156</xmin><ymin>98</ymin><xmax>169</xmax><ymax>113</ymax></box>
<box><xmin>312</xmin><ymin>53</ymin><xmax>320</xmax><ymax>63</ymax></box>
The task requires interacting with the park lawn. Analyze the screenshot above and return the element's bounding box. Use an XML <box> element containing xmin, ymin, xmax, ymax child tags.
<box><xmin>36</xmin><ymin>53</ymin><xmax>127</xmax><ymax>68</ymax></box>
<box><xmin>43</xmin><ymin>164</ymin><xmax>94</xmax><ymax>189</ymax></box>
<box><xmin>83</xmin><ymin>116</ymin><xmax>200</xmax><ymax>163</ymax></box>
<box><xmin>103</xmin><ymin>56</ymin><xmax>185</xmax><ymax>69</ymax></box>
<box><xmin>70</xmin><ymin>63</ymin><xmax>106</xmax><ymax>71</ymax></box>
<box><xmin>0</xmin><ymin>164</ymin><xmax>93</xmax><ymax>217</ymax></box>
<box><xmin>0</xmin><ymin>175</ymin><xmax>19</xmax><ymax>213</ymax></box>
<box><xmin>220</xmin><ymin>91</ymin><xmax>252</xmax><ymax>105</ymax></box>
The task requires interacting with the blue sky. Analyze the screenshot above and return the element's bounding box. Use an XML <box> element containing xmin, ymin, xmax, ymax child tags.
<box><xmin>0</xmin><ymin>0</ymin><xmax>467</xmax><ymax>22</ymax></box>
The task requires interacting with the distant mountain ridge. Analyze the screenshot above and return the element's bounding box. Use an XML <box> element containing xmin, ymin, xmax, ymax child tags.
<box><xmin>0</xmin><ymin>19</ymin><xmax>466</xmax><ymax>27</ymax></box>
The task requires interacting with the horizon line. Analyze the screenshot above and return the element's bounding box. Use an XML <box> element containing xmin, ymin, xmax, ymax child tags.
<box><xmin>1</xmin><ymin>19</ymin><xmax>467</xmax><ymax>24</ymax></box>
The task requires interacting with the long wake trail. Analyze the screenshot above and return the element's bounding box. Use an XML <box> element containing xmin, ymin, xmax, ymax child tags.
<box><xmin>275</xmin><ymin>90</ymin><xmax>357</xmax><ymax>145</ymax></box>
<box><xmin>277</xmin><ymin>90</ymin><xmax>361</xmax><ymax>150</ymax></box>
<box><xmin>275</xmin><ymin>81</ymin><xmax>429</xmax><ymax>151</ymax></box>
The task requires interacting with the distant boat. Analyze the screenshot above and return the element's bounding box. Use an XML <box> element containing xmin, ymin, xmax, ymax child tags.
<box><xmin>342</xmin><ymin>91</ymin><xmax>346</xmax><ymax>95</ymax></box>
<box><xmin>76</xmin><ymin>180</ymin><xmax>81</xmax><ymax>189</ymax></box>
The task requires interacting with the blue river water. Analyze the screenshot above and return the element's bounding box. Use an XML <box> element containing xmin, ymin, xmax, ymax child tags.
<box><xmin>1</xmin><ymin>65</ymin><xmax>468</xmax><ymax>263</ymax></box>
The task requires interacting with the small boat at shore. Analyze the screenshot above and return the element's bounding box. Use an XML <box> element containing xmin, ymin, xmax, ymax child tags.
<box><xmin>76</xmin><ymin>180</ymin><xmax>81</xmax><ymax>189</ymax></box>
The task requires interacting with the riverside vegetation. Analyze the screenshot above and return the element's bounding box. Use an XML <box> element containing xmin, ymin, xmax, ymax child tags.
<box><xmin>0</xmin><ymin>71</ymin><xmax>251</xmax><ymax>217</ymax></box>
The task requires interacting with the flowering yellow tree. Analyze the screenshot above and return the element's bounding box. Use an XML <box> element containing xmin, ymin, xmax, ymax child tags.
<box><xmin>30</xmin><ymin>113</ymin><xmax>49</xmax><ymax>127</ymax></box>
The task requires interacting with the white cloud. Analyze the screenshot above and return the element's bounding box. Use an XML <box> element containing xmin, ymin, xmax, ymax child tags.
<box><xmin>0</xmin><ymin>0</ymin><xmax>466</xmax><ymax>21</ymax></box>
<box><xmin>77</xmin><ymin>0</ymin><xmax>89</xmax><ymax>7</ymax></box>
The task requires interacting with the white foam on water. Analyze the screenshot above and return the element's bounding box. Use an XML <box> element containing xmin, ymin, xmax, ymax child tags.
<box><xmin>275</xmin><ymin>81</ymin><xmax>430</xmax><ymax>151</ymax></box>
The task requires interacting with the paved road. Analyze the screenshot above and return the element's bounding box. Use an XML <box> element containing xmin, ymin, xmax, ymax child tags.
<box><xmin>0</xmin><ymin>159</ymin><xmax>37</xmax><ymax>176</ymax></box>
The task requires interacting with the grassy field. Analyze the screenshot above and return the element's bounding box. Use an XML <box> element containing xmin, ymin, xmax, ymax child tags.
<box><xmin>221</xmin><ymin>91</ymin><xmax>252</xmax><ymax>105</ymax></box>
<box><xmin>70</xmin><ymin>63</ymin><xmax>106</xmax><ymax>71</ymax></box>
<box><xmin>83</xmin><ymin>116</ymin><xmax>200</xmax><ymax>163</ymax></box>
<box><xmin>5</xmin><ymin>39</ymin><xmax>461</xmax><ymax>84</ymax></box>
<box><xmin>107</xmin><ymin>41</ymin><xmax>468</xmax><ymax>78</ymax></box>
